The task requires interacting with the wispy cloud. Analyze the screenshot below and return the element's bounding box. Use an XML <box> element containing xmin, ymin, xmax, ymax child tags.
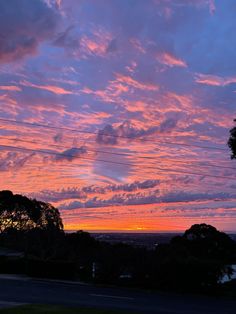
<box><xmin>0</xmin><ymin>85</ymin><xmax>21</xmax><ymax>92</ymax></box>
<box><xmin>157</xmin><ymin>52</ymin><xmax>187</xmax><ymax>68</ymax></box>
<box><xmin>20</xmin><ymin>80</ymin><xmax>75</xmax><ymax>95</ymax></box>
<box><xmin>195</xmin><ymin>73</ymin><xmax>236</xmax><ymax>86</ymax></box>
<box><xmin>115</xmin><ymin>73</ymin><xmax>159</xmax><ymax>91</ymax></box>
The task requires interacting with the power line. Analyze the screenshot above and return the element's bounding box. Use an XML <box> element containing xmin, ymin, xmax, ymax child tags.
<box><xmin>1</xmin><ymin>136</ymin><xmax>236</xmax><ymax>172</ymax></box>
<box><xmin>0</xmin><ymin>144</ymin><xmax>235</xmax><ymax>181</ymax></box>
<box><xmin>0</xmin><ymin>117</ymin><xmax>228</xmax><ymax>152</ymax></box>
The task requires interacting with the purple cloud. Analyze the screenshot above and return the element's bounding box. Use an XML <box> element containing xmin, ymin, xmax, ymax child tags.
<box><xmin>0</xmin><ymin>0</ymin><xmax>59</xmax><ymax>63</ymax></box>
<box><xmin>55</xmin><ymin>146</ymin><xmax>87</xmax><ymax>161</ymax></box>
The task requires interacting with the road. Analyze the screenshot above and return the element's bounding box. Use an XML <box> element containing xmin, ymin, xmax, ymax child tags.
<box><xmin>0</xmin><ymin>276</ymin><xmax>236</xmax><ymax>314</ymax></box>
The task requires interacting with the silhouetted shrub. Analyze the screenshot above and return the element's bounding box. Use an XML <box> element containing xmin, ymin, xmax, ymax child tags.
<box><xmin>26</xmin><ymin>258</ymin><xmax>76</xmax><ymax>279</ymax></box>
<box><xmin>0</xmin><ymin>256</ymin><xmax>25</xmax><ymax>274</ymax></box>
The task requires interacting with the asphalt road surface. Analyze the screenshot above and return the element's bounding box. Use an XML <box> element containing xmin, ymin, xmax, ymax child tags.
<box><xmin>0</xmin><ymin>276</ymin><xmax>236</xmax><ymax>314</ymax></box>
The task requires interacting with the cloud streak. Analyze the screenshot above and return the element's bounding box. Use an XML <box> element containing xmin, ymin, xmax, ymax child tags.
<box><xmin>157</xmin><ymin>52</ymin><xmax>187</xmax><ymax>68</ymax></box>
<box><xmin>195</xmin><ymin>73</ymin><xmax>236</xmax><ymax>87</ymax></box>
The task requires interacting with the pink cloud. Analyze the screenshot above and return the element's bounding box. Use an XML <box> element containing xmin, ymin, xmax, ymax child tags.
<box><xmin>80</xmin><ymin>37</ymin><xmax>107</xmax><ymax>56</ymax></box>
<box><xmin>53</xmin><ymin>0</ymin><xmax>62</xmax><ymax>10</ymax></box>
<box><xmin>209</xmin><ymin>0</ymin><xmax>216</xmax><ymax>15</ymax></box>
<box><xmin>195</xmin><ymin>73</ymin><xmax>236</xmax><ymax>86</ymax></box>
<box><xmin>129</xmin><ymin>38</ymin><xmax>146</xmax><ymax>54</ymax></box>
<box><xmin>20</xmin><ymin>80</ymin><xmax>74</xmax><ymax>95</ymax></box>
<box><xmin>74</xmin><ymin>28</ymin><xmax>113</xmax><ymax>59</ymax></box>
<box><xmin>157</xmin><ymin>52</ymin><xmax>187</xmax><ymax>68</ymax></box>
<box><xmin>81</xmin><ymin>72</ymin><xmax>158</xmax><ymax>104</ymax></box>
<box><xmin>0</xmin><ymin>85</ymin><xmax>22</xmax><ymax>92</ymax></box>
<box><xmin>115</xmin><ymin>73</ymin><xmax>159</xmax><ymax>91</ymax></box>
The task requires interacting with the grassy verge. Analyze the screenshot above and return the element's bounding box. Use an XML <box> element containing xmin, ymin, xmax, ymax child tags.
<box><xmin>0</xmin><ymin>305</ymin><xmax>133</xmax><ymax>314</ymax></box>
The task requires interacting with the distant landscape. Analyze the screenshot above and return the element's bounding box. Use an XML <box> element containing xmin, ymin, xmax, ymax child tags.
<box><xmin>91</xmin><ymin>232</ymin><xmax>236</xmax><ymax>249</ymax></box>
<box><xmin>91</xmin><ymin>233</ymin><xmax>182</xmax><ymax>248</ymax></box>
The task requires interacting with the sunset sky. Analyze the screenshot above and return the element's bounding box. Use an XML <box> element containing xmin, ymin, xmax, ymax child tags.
<box><xmin>1</xmin><ymin>0</ymin><xmax>236</xmax><ymax>232</ymax></box>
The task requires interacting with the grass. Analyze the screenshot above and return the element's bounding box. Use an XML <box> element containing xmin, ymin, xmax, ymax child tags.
<box><xmin>0</xmin><ymin>305</ymin><xmax>133</xmax><ymax>314</ymax></box>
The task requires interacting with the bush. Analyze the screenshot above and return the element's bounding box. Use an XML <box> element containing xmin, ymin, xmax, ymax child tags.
<box><xmin>0</xmin><ymin>256</ymin><xmax>25</xmax><ymax>274</ymax></box>
<box><xmin>25</xmin><ymin>258</ymin><xmax>76</xmax><ymax>280</ymax></box>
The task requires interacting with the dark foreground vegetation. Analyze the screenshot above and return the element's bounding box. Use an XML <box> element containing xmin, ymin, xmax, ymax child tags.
<box><xmin>0</xmin><ymin>305</ymin><xmax>131</xmax><ymax>314</ymax></box>
<box><xmin>0</xmin><ymin>190</ymin><xmax>236</xmax><ymax>295</ymax></box>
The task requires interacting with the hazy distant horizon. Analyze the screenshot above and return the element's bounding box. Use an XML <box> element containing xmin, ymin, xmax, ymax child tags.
<box><xmin>65</xmin><ymin>229</ymin><xmax>236</xmax><ymax>234</ymax></box>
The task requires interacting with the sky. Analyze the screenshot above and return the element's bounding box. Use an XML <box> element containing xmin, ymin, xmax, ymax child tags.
<box><xmin>0</xmin><ymin>0</ymin><xmax>236</xmax><ymax>232</ymax></box>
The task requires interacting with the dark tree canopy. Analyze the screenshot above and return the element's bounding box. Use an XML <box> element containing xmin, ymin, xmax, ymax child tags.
<box><xmin>228</xmin><ymin>122</ymin><xmax>236</xmax><ymax>159</ymax></box>
<box><xmin>0</xmin><ymin>190</ymin><xmax>63</xmax><ymax>233</ymax></box>
<box><xmin>152</xmin><ymin>224</ymin><xmax>236</xmax><ymax>290</ymax></box>
<box><xmin>171</xmin><ymin>223</ymin><xmax>236</xmax><ymax>262</ymax></box>
<box><xmin>184</xmin><ymin>223</ymin><xmax>225</xmax><ymax>241</ymax></box>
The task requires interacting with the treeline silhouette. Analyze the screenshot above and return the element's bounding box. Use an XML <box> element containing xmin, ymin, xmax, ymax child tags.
<box><xmin>0</xmin><ymin>190</ymin><xmax>236</xmax><ymax>293</ymax></box>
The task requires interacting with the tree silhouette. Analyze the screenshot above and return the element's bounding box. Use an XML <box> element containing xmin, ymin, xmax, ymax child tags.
<box><xmin>0</xmin><ymin>190</ymin><xmax>63</xmax><ymax>233</ymax></box>
<box><xmin>228</xmin><ymin>120</ymin><xmax>236</xmax><ymax>159</ymax></box>
<box><xmin>177</xmin><ymin>223</ymin><xmax>236</xmax><ymax>261</ymax></box>
<box><xmin>151</xmin><ymin>224</ymin><xmax>236</xmax><ymax>291</ymax></box>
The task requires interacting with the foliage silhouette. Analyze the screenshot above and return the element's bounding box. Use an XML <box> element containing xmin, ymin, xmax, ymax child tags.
<box><xmin>0</xmin><ymin>190</ymin><xmax>63</xmax><ymax>233</ymax></box>
<box><xmin>228</xmin><ymin>121</ymin><xmax>236</xmax><ymax>159</ymax></box>
<box><xmin>151</xmin><ymin>224</ymin><xmax>236</xmax><ymax>291</ymax></box>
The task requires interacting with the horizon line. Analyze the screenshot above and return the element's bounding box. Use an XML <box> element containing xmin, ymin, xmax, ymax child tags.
<box><xmin>64</xmin><ymin>229</ymin><xmax>236</xmax><ymax>234</ymax></box>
